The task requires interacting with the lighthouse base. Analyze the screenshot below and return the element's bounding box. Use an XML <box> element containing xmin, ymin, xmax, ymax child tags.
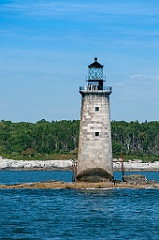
<box><xmin>76</xmin><ymin>168</ymin><xmax>113</xmax><ymax>182</ymax></box>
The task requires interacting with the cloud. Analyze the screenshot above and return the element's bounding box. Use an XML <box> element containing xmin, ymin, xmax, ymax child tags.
<box><xmin>2</xmin><ymin>0</ymin><xmax>159</xmax><ymax>19</ymax></box>
<box><xmin>112</xmin><ymin>74</ymin><xmax>159</xmax><ymax>87</ymax></box>
<box><xmin>129</xmin><ymin>74</ymin><xmax>159</xmax><ymax>81</ymax></box>
<box><xmin>111</xmin><ymin>73</ymin><xmax>159</xmax><ymax>103</ymax></box>
<box><xmin>1</xmin><ymin>0</ymin><xmax>159</xmax><ymax>49</ymax></box>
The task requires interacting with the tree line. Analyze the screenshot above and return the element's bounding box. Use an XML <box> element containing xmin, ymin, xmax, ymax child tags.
<box><xmin>111</xmin><ymin>120</ymin><xmax>159</xmax><ymax>161</ymax></box>
<box><xmin>0</xmin><ymin>119</ymin><xmax>159</xmax><ymax>161</ymax></box>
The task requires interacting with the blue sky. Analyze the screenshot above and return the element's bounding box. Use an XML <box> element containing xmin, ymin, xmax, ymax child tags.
<box><xmin>1</xmin><ymin>0</ymin><xmax>159</xmax><ymax>123</ymax></box>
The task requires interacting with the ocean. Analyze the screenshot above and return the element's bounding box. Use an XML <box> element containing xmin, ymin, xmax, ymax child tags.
<box><xmin>0</xmin><ymin>171</ymin><xmax>159</xmax><ymax>240</ymax></box>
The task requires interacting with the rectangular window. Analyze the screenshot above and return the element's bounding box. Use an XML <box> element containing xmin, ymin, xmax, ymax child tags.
<box><xmin>95</xmin><ymin>132</ymin><xmax>99</xmax><ymax>136</ymax></box>
<box><xmin>95</xmin><ymin>107</ymin><xmax>99</xmax><ymax>111</ymax></box>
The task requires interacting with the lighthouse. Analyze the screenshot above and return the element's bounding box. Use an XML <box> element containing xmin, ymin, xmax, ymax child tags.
<box><xmin>76</xmin><ymin>57</ymin><xmax>113</xmax><ymax>182</ymax></box>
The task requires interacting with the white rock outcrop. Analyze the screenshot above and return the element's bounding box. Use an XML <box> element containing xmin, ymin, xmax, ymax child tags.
<box><xmin>113</xmin><ymin>159</ymin><xmax>159</xmax><ymax>171</ymax></box>
<box><xmin>0</xmin><ymin>157</ymin><xmax>72</xmax><ymax>169</ymax></box>
<box><xmin>0</xmin><ymin>156</ymin><xmax>158</xmax><ymax>171</ymax></box>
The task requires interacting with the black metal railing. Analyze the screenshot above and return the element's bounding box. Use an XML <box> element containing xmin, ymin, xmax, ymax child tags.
<box><xmin>79</xmin><ymin>86</ymin><xmax>112</xmax><ymax>91</ymax></box>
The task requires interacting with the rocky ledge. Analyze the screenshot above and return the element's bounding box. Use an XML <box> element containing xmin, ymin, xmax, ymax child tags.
<box><xmin>0</xmin><ymin>179</ymin><xmax>159</xmax><ymax>189</ymax></box>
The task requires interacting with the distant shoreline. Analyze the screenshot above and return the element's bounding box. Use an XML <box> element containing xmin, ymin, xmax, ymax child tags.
<box><xmin>0</xmin><ymin>157</ymin><xmax>159</xmax><ymax>171</ymax></box>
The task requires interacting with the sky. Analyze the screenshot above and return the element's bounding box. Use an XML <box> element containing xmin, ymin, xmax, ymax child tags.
<box><xmin>1</xmin><ymin>0</ymin><xmax>159</xmax><ymax>123</ymax></box>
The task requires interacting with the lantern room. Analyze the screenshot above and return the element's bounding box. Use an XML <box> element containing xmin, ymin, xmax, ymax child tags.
<box><xmin>87</xmin><ymin>57</ymin><xmax>105</xmax><ymax>90</ymax></box>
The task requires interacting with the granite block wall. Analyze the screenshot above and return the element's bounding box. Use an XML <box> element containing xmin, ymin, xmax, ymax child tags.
<box><xmin>77</xmin><ymin>91</ymin><xmax>113</xmax><ymax>181</ymax></box>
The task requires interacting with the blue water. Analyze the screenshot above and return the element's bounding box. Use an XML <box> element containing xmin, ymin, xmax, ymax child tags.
<box><xmin>0</xmin><ymin>170</ymin><xmax>159</xmax><ymax>184</ymax></box>
<box><xmin>0</xmin><ymin>171</ymin><xmax>159</xmax><ymax>240</ymax></box>
<box><xmin>0</xmin><ymin>170</ymin><xmax>72</xmax><ymax>185</ymax></box>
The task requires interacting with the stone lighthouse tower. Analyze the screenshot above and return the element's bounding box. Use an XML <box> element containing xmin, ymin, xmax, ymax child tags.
<box><xmin>76</xmin><ymin>57</ymin><xmax>113</xmax><ymax>182</ymax></box>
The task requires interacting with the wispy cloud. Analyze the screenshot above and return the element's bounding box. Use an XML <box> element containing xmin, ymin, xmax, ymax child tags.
<box><xmin>128</xmin><ymin>74</ymin><xmax>159</xmax><ymax>81</ymax></box>
<box><xmin>1</xmin><ymin>0</ymin><xmax>159</xmax><ymax>48</ymax></box>
<box><xmin>2</xmin><ymin>1</ymin><xmax>159</xmax><ymax>18</ymax></box>
<box><xmin>113</xmin><ymin>74</ymin><xmax>159</xmax><ymax>86</ymax></box>
<box><xmin>111</xmin><ymin>73</ymin><xmax>159</xmax><ymax>102</ymax></box>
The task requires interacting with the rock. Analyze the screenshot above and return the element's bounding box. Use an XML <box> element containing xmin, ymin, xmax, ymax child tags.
<box><xmin>123</xmin><ymin>174</ymin><xmax>147</xmax><ymax>183</ymax></box>
<box><xmin>0</xmin><ymin>156</ymin><xmax>159</xmax><ymax>171</ymax></box>
<box><xmin>0</xmin><ymin>158</ymin><xmax>73</xmax><ymax>169</ymax></box>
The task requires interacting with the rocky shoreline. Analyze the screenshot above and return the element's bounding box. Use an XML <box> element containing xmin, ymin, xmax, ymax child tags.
<box><xmin>113</xmin><ymin>159</ymin><xmax>159</xmax><ymax>171</ymax></box>
<box><xmin>0</xmin><ymin>158</ymin><xmax>72</xmax><ymax>170</ymax></box>
<box><xmin>0</xmin><ymin>157</ymin><xmax>158</xmax><ymax>171</ymax></box>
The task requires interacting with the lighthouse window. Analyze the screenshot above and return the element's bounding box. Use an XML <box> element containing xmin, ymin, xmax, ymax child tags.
<box><xmin>95</xmin><ymin>132</ymin><xmax>99</xmax><ymax>136</ymax></box>
<box><xmin>95</xmin><ymin>107</ymin><xmax>99</xmax><ymax>111</ymax></box>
